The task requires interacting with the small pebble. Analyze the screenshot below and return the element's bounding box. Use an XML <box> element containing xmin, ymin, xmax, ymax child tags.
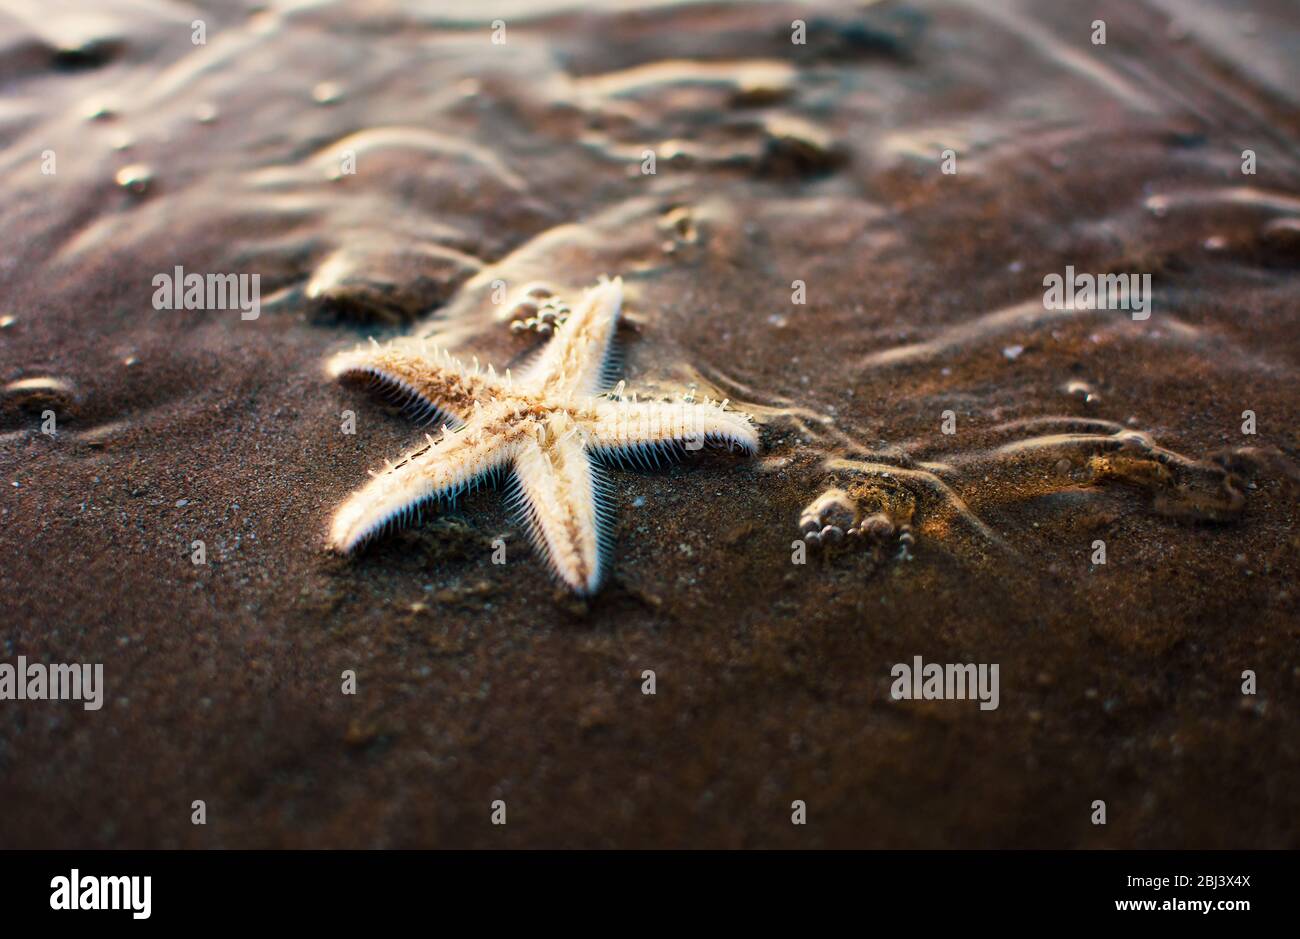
<box><xmin>83</xmin><ymin>100</ymin><xmax>117</xmax><ymax>122</ymax></box>
<box><xmin>1065</xmin><ymin>379</ymin><xmax>1099</xmax><ymax>404</ymax></box>
<box><xmin>114</xmin><ymin>163</ymin><xmax>154</xmax><ymax>195</ymax></box>
<box><xmin>3</xmin><ymin>376</ymin><xmax>78</xmax><ymax>415</ymax></box>
<box><xmin>312</xmin><ymin>81</ymin><xmax>343</xmax><ymax>105</ymax></box>
<box><xmin>862</xmin><ymin>513</ymin><xmax>893</xmax><ymax>539</ymax></box>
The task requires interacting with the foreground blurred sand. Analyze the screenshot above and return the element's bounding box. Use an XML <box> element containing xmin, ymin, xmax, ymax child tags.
<box><xmin>0</xmin><ymin>0</ymin><xmax>1297</xmax><ymax>847</ymax></box>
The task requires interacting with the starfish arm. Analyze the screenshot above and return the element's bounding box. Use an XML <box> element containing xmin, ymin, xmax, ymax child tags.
<box><xmin>329</xmin><ymin>419</ymin><xmax>516</xmax><ymax>552</ymax></box>
<box><xmin>526</xmin><ymin>277</ymin><xmax>623</xmax><ymax>398</ymax></box>
<box><xmin>584</xmin><ymin>398</ymin><xmax>759</xmax><ymax>467</ymax></box>
<box><xmin>327</xmin><ymin>338</ymin><xmax>507</xmax><ymax>428</ymax></box>
<box><xmin>509</xmin><ymin>425</ymin><xmax>607</xmax><ymax>594</ymax></box>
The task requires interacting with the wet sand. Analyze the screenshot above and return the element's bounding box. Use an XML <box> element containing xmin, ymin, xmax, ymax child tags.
<box><xmin>1</xmin><ymin>0</ymin><xmax>1298</xmax><ymax>847</ymax></box>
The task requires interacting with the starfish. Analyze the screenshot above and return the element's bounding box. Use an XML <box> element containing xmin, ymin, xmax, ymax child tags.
<box><xmin>326</xmin><ymin>277</ymin><xmax>758</xmax><ymax>594</ymax></box>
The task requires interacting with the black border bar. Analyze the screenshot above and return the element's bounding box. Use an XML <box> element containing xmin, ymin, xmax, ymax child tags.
<box><xmin>3</xmin><ymin>850</ymin><xmax>1292</xmax><ymax>926</ymax></box>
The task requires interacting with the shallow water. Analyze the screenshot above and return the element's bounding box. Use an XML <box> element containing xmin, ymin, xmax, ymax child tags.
<box><xmin>1</xmin><ymin>0</ymin><xmax>1297</xmax><ymax>847</ymax></box>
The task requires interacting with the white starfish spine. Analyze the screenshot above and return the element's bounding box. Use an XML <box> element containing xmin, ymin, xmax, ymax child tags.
<box><xmin>325</xmin><ymin>276</ymin><xmax>759</xmax><ymax>594</ymax></box>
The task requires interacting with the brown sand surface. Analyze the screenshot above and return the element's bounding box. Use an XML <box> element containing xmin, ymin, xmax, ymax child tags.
<box><xmin>0</xmin><ymin>0</ymin><xmax>1297</xmax><ymax>847</ymax></box>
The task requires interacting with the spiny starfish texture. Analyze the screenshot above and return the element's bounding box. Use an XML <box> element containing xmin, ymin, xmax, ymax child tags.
<box><xmin>327</xmin><ymin>277</ymin><xmax>758</xmax><ymax>594</ymax></box>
